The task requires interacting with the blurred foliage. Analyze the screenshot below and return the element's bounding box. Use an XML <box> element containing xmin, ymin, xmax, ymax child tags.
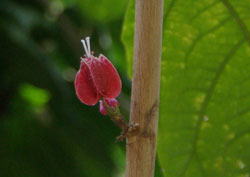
<box><xmin>0</xmin><ymin>0</ymin><xmax>130</xmax><ymax>176</ymax></box>
<box><xmin>123</xmin><ymin>0</ymin><xmax>250</xmax><ymax>176</ymax></box>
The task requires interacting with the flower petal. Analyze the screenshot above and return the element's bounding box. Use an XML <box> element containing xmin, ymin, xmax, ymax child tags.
<box><xmin>88</xmin><ymin>55</ymin><xmax>122</xmax><ymax>98</ymax></box>
<box><xmin>74</xmin><ymin>61</ymin><xmax>100</xmax><ymax>105</ymax></box>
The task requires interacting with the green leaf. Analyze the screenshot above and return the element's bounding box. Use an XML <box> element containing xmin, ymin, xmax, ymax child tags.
<box><xmin>122</xmin><ymin>0</ymin><xmax>250</xmax><ymax>176</ymax></box>
<box><xmin>121</xmin><ymin>0</ymin><xmax>135</xmax><ymax>78</ymax></box>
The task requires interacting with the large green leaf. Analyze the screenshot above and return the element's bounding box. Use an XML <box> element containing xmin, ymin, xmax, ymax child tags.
<box><xmin>122</xmin><ymin>0</ymin><xmax>250</xmax><ymax>176</ymax></box>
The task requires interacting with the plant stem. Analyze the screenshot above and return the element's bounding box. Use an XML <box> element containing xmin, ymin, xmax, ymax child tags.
<box><xmin>125</xmin><ymin>0</ymin><xmax>163</xmax><ymax>176</ymax></box>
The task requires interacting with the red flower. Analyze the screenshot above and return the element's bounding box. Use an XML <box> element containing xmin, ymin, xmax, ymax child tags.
<box><xmin>75</xmin><ymin>37</ymin><xmax>122</xmax><ymax>106</ymax></box>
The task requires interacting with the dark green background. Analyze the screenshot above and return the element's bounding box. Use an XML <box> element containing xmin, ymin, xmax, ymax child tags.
<box><xmin>0</xmin><ymin>0</ymin><xmax>129</xmax><ymax>176</ymax></box>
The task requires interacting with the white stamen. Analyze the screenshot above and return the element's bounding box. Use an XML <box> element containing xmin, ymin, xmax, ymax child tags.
<box><xmin>86</xmin><ymin>37</ymin><xmax>91</xmax><ymax>55</ymax></box>
<box><xmin>81</xmin><ymin>39</ymin><xmax>90</xmax><ymax>57</ymax></box>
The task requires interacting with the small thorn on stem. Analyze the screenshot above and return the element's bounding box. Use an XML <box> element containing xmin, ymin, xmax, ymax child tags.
<box><xmin>116</xmin><ymin>122</ymin><xmax>140</xmax><ymax>142</ymax></box>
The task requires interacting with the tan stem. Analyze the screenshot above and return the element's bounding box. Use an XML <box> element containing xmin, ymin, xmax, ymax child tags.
<box><xmin>125</xmin><ymin>0</ymin><xmax>163</xmax><ymax>176</ymax></box>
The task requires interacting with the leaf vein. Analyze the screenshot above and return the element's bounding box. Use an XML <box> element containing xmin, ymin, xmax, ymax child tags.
<box><xmin>184</xmin><ymin>17</ymin><xmax>230</xmax><ymax>65</ymax></box>
<box><xmin>179</xmin><ymin>39</ymin><xmax>245</xmax><ymax>177</ymax></box>
<box><xmin>220</xmin><ymin>0</ymin><xmax>250</xmax><ymax>46</ymax></box>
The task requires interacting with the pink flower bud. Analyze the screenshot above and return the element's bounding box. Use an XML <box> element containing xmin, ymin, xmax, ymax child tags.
<box><xmin>74</xmin><ymin>37</ymin><xmax>122</xmax><ymax>106</ymax></box>
<box><xmin>99</xmin><ymin>100</ymin><xmax>107</xmax><ymax>115</ymax></box>
<box><xmin>99</xmin><ymin>98</ymin><xmax>119</xmax><ymax>115</ymax></box>
<box><xmin>104</xmin><ymin>98</ymin><xmax>119</xmax><ymax>107</ymax></box>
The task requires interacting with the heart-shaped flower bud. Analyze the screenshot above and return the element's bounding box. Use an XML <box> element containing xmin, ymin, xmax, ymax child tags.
<box><xmin>74</xmin><ymin>37</ymin><xmax>122</xmax><ymax>106</ymax></box>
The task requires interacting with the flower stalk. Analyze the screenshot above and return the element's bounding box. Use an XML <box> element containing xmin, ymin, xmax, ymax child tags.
<box><xmin>102</xmin><ymin>98</ymin><xmax>139</xmax><ymax>141</ymax></box>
